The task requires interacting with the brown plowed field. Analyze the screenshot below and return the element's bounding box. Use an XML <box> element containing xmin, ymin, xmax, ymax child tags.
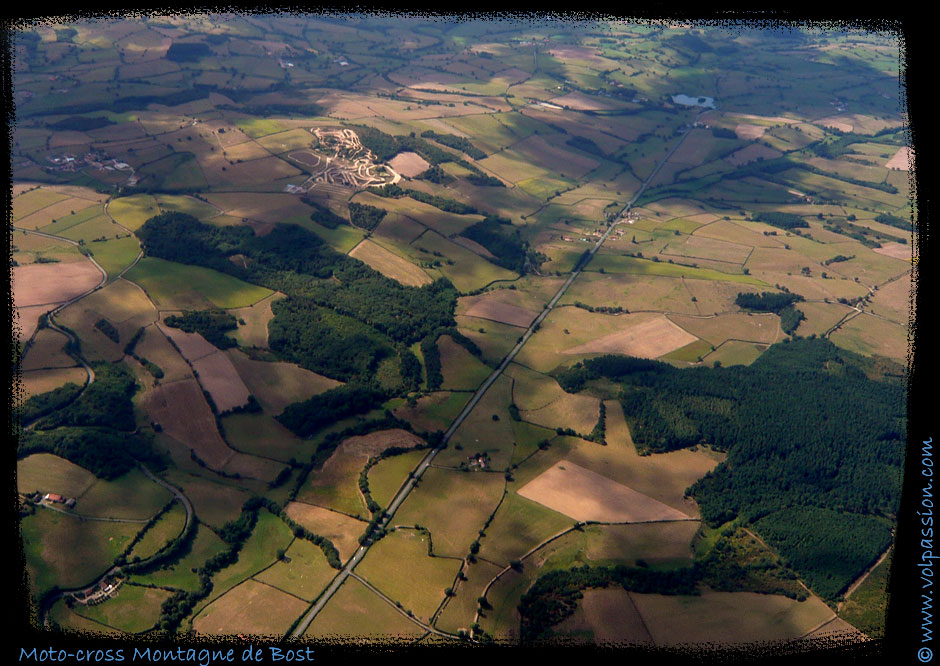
<box><xmin>562</xmin><ymin>315</ymin><xmax>698</xmax><ymax>358</ymax></box>
<box><xmin>139</xmin><ymin>379</ymin><xmax>235</xmax><ymax>470</ymax></box>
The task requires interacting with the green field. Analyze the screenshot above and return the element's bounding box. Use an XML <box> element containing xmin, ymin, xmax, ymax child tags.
<box><xmin>125</xmin><ymin>257</ymin><xmax>273</xmax><ymax>309</ymax></box>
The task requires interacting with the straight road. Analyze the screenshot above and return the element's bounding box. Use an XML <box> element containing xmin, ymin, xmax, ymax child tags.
<box><xmin>288</xmin><ymin>116</ymin><xmax>700</xmax><ymax>640</ymax></box>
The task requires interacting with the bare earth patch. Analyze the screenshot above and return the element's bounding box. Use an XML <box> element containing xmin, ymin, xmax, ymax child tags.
<box><xmin>873</xmin><ymin>242</ymin><xmax>912</xmax><ymax>261</ymax></box>
<box><xmin>387</xmin><ymin>151</ymin><xmax>430</xmax><ymax>178</ymax></box>
<box><xmin>563</xmin><ymin>315</ymin><xmax>698</xmax><ymax>358</ymax></box>
<box><xmin>885</xmin><ymin>146</ymin><xmax>912</xmax><ymax>170</ymax></box>
<box><xmin>13</xmin><ymin>261</ymin><xmax>102</xmax><ymax>308</ymax></box>
<box><xmin>734</xmin><ymin>123</ymin><xmax>767</xmax><ymax>139</ymax></box>
<box><xmin>463</xmin><ymin>298</ymin><xmax>539</xmax><ymax>329</ymax></box>
<box><xmin>139</xmin><ymin>379</ymin><xmax>235</xmax><ymax>470</ymax></box>
<box><xmin>157</xmin><ymin>321</ymin><xmax>219</xmax><ymax>362</ymax></box>
<box><xmin>191</xmin><ymin>351</ymin><xmax>251</xmax><ymax>413</ymax></box>
<box><xmin>517</xmin><ymin>461</ymin><xmax>692</xmax><ymax>523</ymax></box>
<box><xmin>340</xmin><ymin>429</ymin><xmax>425</xmax><ymax>459</ymax></box>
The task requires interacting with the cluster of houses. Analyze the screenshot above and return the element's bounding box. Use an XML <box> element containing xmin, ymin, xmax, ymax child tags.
<box><xmin>45</xmin><ymin>151</ymin><xmax>138</xmax><ymax>185</ymax></box>
<box><xmin>37</xmin><ymin>492</ymin><xmax>77</xmax><ymax>509</ymax></box>
<box><xmin>71</xmin><ymin>574</ymin><xmax>123</xmax><ymax>606</ymax></box>
<box><xmin>466</xmin><ymin>453</ymin><xmax>490</xmax><ymax>471</ymax></box>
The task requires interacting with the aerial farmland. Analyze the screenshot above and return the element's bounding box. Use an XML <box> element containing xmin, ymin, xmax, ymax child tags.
<box><xmin>10</xmin><ymin>13</ymin><xmax>918</xmax><ymax>656</ymax></box>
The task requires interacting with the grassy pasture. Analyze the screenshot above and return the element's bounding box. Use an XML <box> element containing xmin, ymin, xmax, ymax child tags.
<box><xmin>439</xmin><ymin>335</ymin><xmax>492</xmax><ymax>391</ymax></box>
<box><xmin>12</xmin><ymin>188</ymin><xmax>72</xmax><ymax>222</ymax></box>
<box><xmin>437</xmin><ymin>374</ymin><xmax>515</xmax><ymax>470</ymax></box>
<box><xmin>128</xmin><ymin>501</ymin><xmax>187</xmax><ymax>561</ymax></box>
<box><xmin>125</xmin><ymin>257</ymin><xmax>273</xmax><ymax>310</ymax></box>
<box><xmin>252</xmin><ymin>537</ymin><xmax>339</xmax><ymax>602</ymax></box>
<box><xmin>71</xmin><ymin>584</ymin><xmax>170</xmax><ymax>634</ymax></box>
<box><xmin>412</xmin><ymin>231</ymin><xmax>517</xmax><ymax>293</ymax></box>
<box><xmin>455</xmin><ymin>315</ymin><xmax>524</xmax><ymax>366</ymax></box>
<box><xmin>12</xmin><ymin>230</ymin><xmax>84</xmax><ymax>265</ymax></box>
<box><xmin>190</xmin><ymin>510</ymin><xmax>294</xmax><ymax>619</ymax></box>
<box><xmin>86</xmin><ymin>236</ymin><xmax>140</xmax><ymax>278</ymax></box>
<box><xmin>161</xmin><ymin>471</ymin><xmax>250</xmax><ymax>530</ymax></box>
<box><xmin>227</xmin><ymin>349</ymin><xmax>342</xmax><ymax>415</ymax></box>
<box><xmin>367</xmin><ymin>449</ymin><xmax>426</xmax><ymax>509</ymax></box>
<box><xmin>76</xmin><ymin>468</ymin><xmax>173</xmax><ymax>521</ymax></box>
<box><xmin>477</xmin><ymin>491</ymin><xmax>573</xmax><ymax>567</ymax></box>
<box><xmin>227</xmin><ymin>291</ymin><xmax>284</xmax><ymax>349</ymax></box>
<box><xmin>357</xmin><ymin>529</ymin><xmax>462</xmax><ymax>623</ymax></box>
<box><xmin>587</xmin><ymin>254</ymin><xmax>766</xmax><ymax>286</ymax></box>
<box><xmin>551</xmin><ymin>587</ymin><xmax>653</xmax><ymax>644</ymax></box>
<box><xmin>20</xmin><ymin>198</ymin><xmax>101</xmax><ymax>232</ymax></box>
<box><xmin>829</xmin><ymin>312</ymin><xmax>908</xmax><ymax>362</ymax></box>
<box><xmin>435</xmin><ymin>558</ymin><xmax>503</xmax><ymax>634</ymax></box>
<box><xmin>394</xmin><ymin>467</ymin><xmax>506</xmax><ymax>559</ymax></box>
<box><xmin>703</xmin><ymin>341</ymin><xmax>769</xmax><ymax>367</ymax></box>
<box><xmin>392</xmin><ymin>391</ymin><xmax>471</xmax><ymax>434</ymax></box>
<box><xmin>21</xmin><ymin>509</ymin><xmax>142</xmax><ymax>599</ymax></box>
<box><xmin>839</xmin><ymin>550</ymin><xmax>891</xmax><ymax>639</ymax></box>
<box><xmin>194</xmin><ymin>577</ymin><xmax>309</xmax><ymax>637</ymax></box>
<box><xmin>221</xmin><ymin>412</ymin><xmax>312</xmax><ymax>463</ymax></box>
<box><xmin>667</xmin><ymin>312</ymin><xmax>780</xmax><ymax>347</ymax></box>
<box><xmin>21</xmin><ymin>328</ymin><xmax>75</xmax><ymax>371</ymax></box>
<box><xmin>132</xmin><ymin>525</ymin><xmax>227</xmax><ymax>592</ymax></box>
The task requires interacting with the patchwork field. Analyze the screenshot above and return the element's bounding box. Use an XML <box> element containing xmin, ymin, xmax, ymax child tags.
<box><xmin>518</xmin><ymin>461</ymin><xmax>692</xmax><ymax>524</ymax></box>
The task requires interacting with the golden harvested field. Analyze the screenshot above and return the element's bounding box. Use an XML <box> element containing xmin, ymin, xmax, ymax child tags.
<box><xmin>194</xmin><ymin>579</ymin><xmax>308</xmax><ymax>637</ymax></box>
<box><xmin>228</xmin><ymin>349</ymin><xmax>341</xmax><ymax>415</ymax></box>
<box><xmin>191</xmin><ymin>351</ymin><xmax>252</xmax><ymax>413</ymax></box>
<box><xmin>394</xmin><ymin>467</ymin><xmax>506</xmax><ymax>558</ymax></box>
<box><xmin>20</xmin><ymin>367</ymin><xmax>87</xmax><ymax>399</ymax></box>
<box><xmin>873</xmin><ymin>242</ymin><xmax>912</xmax><ymax>261</ymax></box>
<box><xmin>460</xmin><ymin>295</ymin><xmax>539</xmax><ymax>329</ymax></box>
<box><xmin>562</xmin><ymin>313</ymin><xmax>699</xmax><ymax>359</ymax></box>
<box><xmin>132</xmin><ymin>324</ymin><xmax>193</xmax><ymax>384</ymax></box>
<box><xmin>885</xmin><ymin>146</ymin><xmax>911</xmax><ymax>170</ymax></box>
<box><xmin>15</xmin><ymin>305</ymin><xmax>49</xmax><ymax>342</ymax></box>
<box><xmin>13</xmin><ymin>261</ymin><xmax>102</xmax><ymax>308</ymax></box>
<box><xmin>518</xmin><ymin>461</ymin><xmax>692</xmax><ymax>523</ymax></box>
<box><xmin>285</xmin><ymin>502</ymin><xmax>367</xmax><ymax>562</ymax></box>
<box><xmin>357</xmin><ymin>529</ymin><xmax>462</xmax><ymax>623</ymax></box>
<box><xmin>829</xmin><ymin>312</ymin><xmax>909</xmax><ymax>362</ymax></box>
<box><xmin>18</xmin><ymin>454</ymin><xmax>98</xmax><ymax>498</ymax></box>
<box><xmin>628</xmin><ymin>590</ymin><xmax>836</xmax><ymax>646</ymax></box>
<box><xmin>138</xmin><ymin>379</ymin><xmax>236</xmax><ymax>470</ymax></box>
<box><xmin>349</xmin><ymin>239</ymin><xmax>432</xmax><ymax>287</ymax></box>
<box><xmin>667</xmin><ymin>312</ymin><xmax>780</xmax><ymax>347</ymax></box>
<box><xmin>304</xmin><ymin>577</ymin><xmax>426</xmax><ymax>642</ymax></box>
<box><xmin>17</xmin><ymin>198</ymin><xmax>100</xmax><ymax>230</ymax></box>
<box><xmin>21</xmin><ymin>329</ymin><xmax>76</xmax><ymax>371</ymax></box>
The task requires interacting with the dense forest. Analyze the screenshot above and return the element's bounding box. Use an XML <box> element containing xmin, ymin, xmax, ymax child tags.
<box><xmin>136</xmin><ymin>213</ymin><xmax>459</xmax><ymax>381</ymax></box>
<box><xmin>276</xmin><ymin>384</ymin><xmax>388</xmax><ymax>437</ymax></box>
<box><xmin>18</xmin><ymin>365</ymin><xmax>160</xmax><ymax>480</ymax></box>
<box><xmin>461</xmin><ymin>216</ymin><xmax>532</xmax><ymax>274</ymax></box>
<box><xmin>163</xmin><ymin>310</ymin><xmax>238</xmax><ymax>350</ymax></box>
<box><xmin>556</xmin><ymin>338</ymin><xmax>905</xmax><ymax>600</ymax></box>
